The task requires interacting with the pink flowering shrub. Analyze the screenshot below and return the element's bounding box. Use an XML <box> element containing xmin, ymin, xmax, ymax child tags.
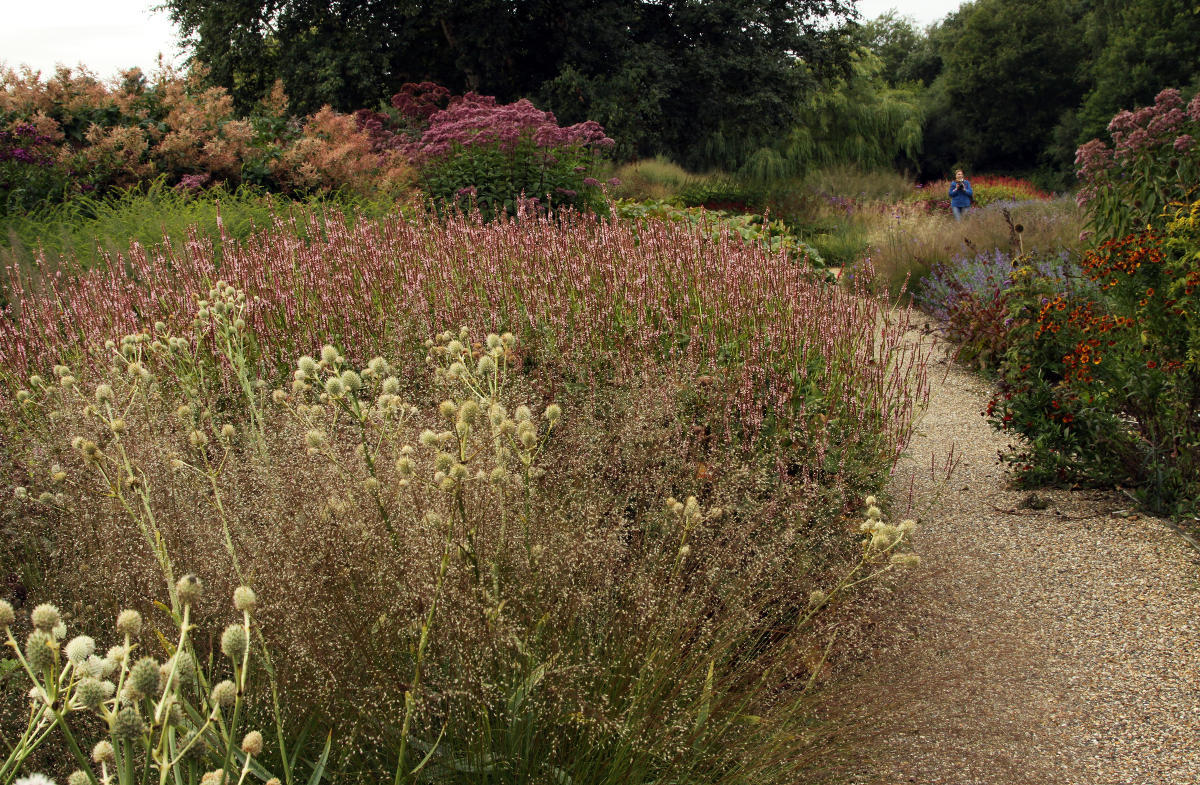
<box><xmin>409</xmin><ymin>93</ymin><xmax>615</xmax><ymax>219</ymax></box>
<box><xmin>1075</xmin><ymin>88</ymin><xmax>1200</xmax><ymax>238</ymax></box>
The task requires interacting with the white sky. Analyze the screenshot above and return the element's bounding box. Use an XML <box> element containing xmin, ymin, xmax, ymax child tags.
<box><xmin>1</xmin><ymin>0</ymin><xmax>966</xmax><ymax>82</ymax></box>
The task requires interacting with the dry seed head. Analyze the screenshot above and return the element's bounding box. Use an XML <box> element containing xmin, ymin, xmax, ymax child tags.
<box><xmin>459</xmin><ymin>400</ymin><xmax>480</xmax><ymax>422</ymax></box>
<box><xmin>363</xmin><ymin>477</ymin><xmax>380</xmax><ymax>493</ymax></box>
<box><xmin>866</xmin><ymin>505</ymin><xmax>882</xmax><ymax>521</ymax></box>
<box><xmin>486</xmin><ymin>333</ymin><xmax>501</xmax><ymax>350</ymax></box>
<box><xmin>382</xmin><ymin>376</ymin><xmax>400</xmax><ymax>395</ymax></box>
<box><xmin>31</xmin><ymin>603</ymin><xmax>60</xmax><ymax>631</ymax></box>
<box><xmin>65</xmin><ymin>635</ymin><xmax>95</xmax><ymax>664</ymax></box>
<box><xmin>514</xmin><ymin>405</ymin><xmax>532</xmax><ymax>422</ymax></box>
<box><xmin>128</xmin><ymin>657</ymin><xmax>160</xmax><ymax>698</ymax></box>
<box><xmin>455</xmin><ymin>420</ymin><xmax>471</xmax><ymax>439</ymax></box>
<box><xmin>199</xmin><ymin>769</ymin><xmax>226</xmax><ymax>785</ymax></box>
<box><xmin>890</xmin><ymin>553</ymin><xmax>921</xmax><ymax>567</ymax></box>
<box><xmin>305</xmin><ymin>430</ymin><xmax>327</xmax><ymax>449</ymax></box>
<box><xmin>898</xmin><ymin>519</ymin><xmax>916</xmax><ymax>533</ymax></box>
<box><xmin>15</xmin><ymin>390</ymin><xmax>31</xmax><ymax>404</ymax></box>
<box><xmin>109</xmin><ymin>418</ymin><xmax>126</xmax><ymax>435</ymax></box>
<box><xmin>544</xmin><ymin>403</ymin><xmax>561</xmax><ymax>422</ymax></box>
<box><xmin>115</xmin><ymin>609</ymin><xmax>142</xmax><ymax>637</ymax></box>
<box><xmin>368</xmin><ymin>357</ymin><xmax>388</xmax><ymax>375</ymax></box>
<box><xmin>176</xmin><ymin>574</ymin><xmax>204</xmax><ymax>606</ymax></box>
<box><xmin>221</xmin><ymin>624</ymin><xmax>248</xmax><ymax>660</ymax></box>
<box><xmin>111</xmin><ymin>706</ymin><xmax>144</xmax><ymax>740</ymax></box>
<box><xmin>188</xmin><ymin>430</ymin><xmax>208</xmax><ymax>448</ymax></box>
<box><xmin>176</xmin><ymin>404</ymin><xmax>192</xmax><ymax>420</ymax></box>
<box><xmin>233</xmin><ymin>586</ymin><xmax>257</xmax><ymax>612</ymax></box>
<box><xmin>68</xmin><ymin>771</ymin><xmax>89</xmax><ymax>785</ymax></box>
<box><xmin>419</xmin><ymin>429</ymin><xmax>438</xmax><ymax>447</ymax></box>
<box><xmin>94</xmin><ymin>384</ymin><xmax>113</xmax><ymax>404</ymax></box>
<box><xmin>241</xmin><ymin>730</ymin><xmax>264</xmax><ymax>756</ymax></box>
<box><xmin>13</xmin><ymin>486</ymin><xmax>26</xmax><ymax>501</ymax></box>
<box><xmin>26</xmin><ymin>630</ymin><xmax>56</xmax><ymax>671</ymax></box>
<box><xmin>29</xmin><ymin>374</ymin><xmax>44</xmax><ymax>387</ymax></box>
<box><xmin>298</xmin><ymin>356</ymin><xmax>317</xmax><ymax>375</ymax></box>
<box><xmin>221</xmin><ymin>424</ymin><xmax>236</xmax><ymax>439</ymax></box>
<box><xmin>75</xmin><ymin>677</ymin><xmax>108</xmax><ymax>709</ymax></box>
<box><xmin>808</xmin><ymin>590</ymin><xmax>828</xmax><ymax>608</ymax></box>
<box><xmin>395</xmin><ymin>457</ymin><xmax>415</xmax><ymax>477</ymax></box>
<box><xmin>272</xmin><ymin>389</ymin><xmax>288</xmax><ymax>405</ymax></box>
<box><xmin>92</xmin><ymin>740</ymin><xmax>115</xmax><ymax>764</ymax></box>
<box><xmin>864</xmin><ymin>495</ymin><xmax>878</xmax><ymax>507</ymax></box>
<box><xmin>448</xmin><ymin>361</ymin><xmax>467</xmax><ymax>378</ymax></box>
<box><xmin>447</xmin><ymin>339</ymin><xmax>465</xmax><ymax>356</ymax></box>
<box><xmin>501</xmin><ymin>332</ymin><xmax>515</xmax><ymax>346</ymax></box>
<box><xmin>0</xmin><ymin>600</ymin><xmax>14</xmax><ymax>628</ymax></box>
<box><xmin>53</xmin><ymin>364</ymin><xmax>70</xmax><ymax>378</ymax></box>
<box><xmin>60</xmin><ymin>374</ymin><xmax>77</xmax><ymax>388</ymax></box>
<box><xmin>476</xmin><ymin>355</ymin><xmax>496</xmax><ymax>375</ymax></box>
<box><xmin>211</xmin><ymin>680</ymin><xmax>237</xmax><ymax>708</ymax></box>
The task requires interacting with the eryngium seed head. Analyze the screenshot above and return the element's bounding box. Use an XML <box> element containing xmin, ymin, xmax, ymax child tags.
<box><xmin>31</xmin><ymin>603</ymin><xmax>61</xmax><ymax>631</ymax></box>
<box><xmin>92</xmin><ymin>740</ymin><xmax>115</xmax><ymax>764</ymax></box>
<box><xmin>211</xmin><ymin>680</ymin><xmax>237</xmax><ymax>708</ymax></box>
<box><xmin>115</xmin><ymin>609</ymin><xmax>142</xmax><ymax>637</ymax></box>
<box><xmin>232</xmin><ymin>586</ymin><xmax>257</xmax><ymax>612</ymax></box>
<box><xmin>340</xmin><ymin>370</ymin><xmax>363</xmax><ymax>391</ymax></box>
<box><xmin>220</xmin><ymin>625</ymin><xmax>248</xmax><ymax>661</ymax></box>
<box><xmin>128</xmin><ymin>657</ymin><xmax>160</xmax><ymax>698</ymax></box>
<box><xmin>176</xmin><ymin>574</ymin><xmax>203</xmax><ymax>606</ymax></box>
<box><xmin>241</xmin><ymin>730</ymin><xmax>264</xmax><ymax>756</ymax></box>
<box><xmin>0</xmin><ymin>599</ymin><xmax>14</xmax><ymax>628</ymax></box>
<box><xmin>26</xmin><ymin>630</ymin><xmax>56</xmax><ymax>671</ymax></box>
<box><xmin>65</xmin><ymin>636</ymin><xmax>95</xmax><ymax>664</ymax></box>
<box><xmin>68</xmin><ymin>772</ymin><xmax>89</xmax><ymax>785</ymax></box>
<box><xmin>75</xmin><ymin>677</ymin><xmax>108</xmax><ymax>709</ymax></box>
<box><xmin>111</xmin><ymin>706</ymin><xmax>144</xmax><ymax>740</ymax></box>
<box><xmin>320</xmin><ymin>345</ymin><xmax>339</xmax><ymax>364</ymax></box>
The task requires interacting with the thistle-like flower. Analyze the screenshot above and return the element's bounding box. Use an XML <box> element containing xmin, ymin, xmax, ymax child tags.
<box><xmin>305</xmin><ymin>430</ymin><xmax>328</xmax><ymax>449</ymax></box>
<box><xmin>92</xmin><ymin>740</ymin><xmax>115</xmax><ymax>764</ymax></box>
<box><xmin>128</xmin><ymin>657</ymin><xmax>160</xmax><ymax>698</ymax></box>
<box><xmin>233</xmin><ymin>586</ymin><xmax>257</xmax><ymax>612</ymax></box>
<box><xmin>324</xmin><ymin>377</ymin><xmax>346</xmax><ymax>397</ymax></box>
<box><xmin>94</xmin><ymin>384</ymin><xmax>114</xmax><ymax>404</ymax></box>
<box><xmin>111</xmin><ymin>706</ymin><xmax>144</xmax><ymax>740</ymax></box>
<box><xmin>25</xmin><ymin>631</ymin><xmax>56</xmax><ymax>671</ymax></box>
<box><xmin>221</xmin><ymin>624</ymin><xmax>248</xmax><ymax>661</ymax></box>
<box><xmin>176</xmin><ymin>574</ymin><xmax>204</xmax><ymax>607</ymax></box>
<box><xmin>321</xmin><ymin>345</ymin><xmax>339</xmax><ymax>365</ymax></box>
<box><xmin>74</xmin><ymin>677</ymin><xmax>108</xmax><ymax>709</ymax></box>
<box><xmin>544</xmin><ymin>403</ymin><xmax>561</xmax><ymax>422</ymax></box>
<box><xmin>0</xmin><ymin>600</ymin><xmax>14</xmax><ymax>628</ymax></box>
<box><xmin>241</xmin><ymin>730</ymin><xmax>264</xmax><ymax>756</ymax></box>
<box><xmin>65</xmin><ymin>635</ymin><xmax>95</xmax><ymax>664</ymax></box>
<box><xmin>211</xmin><ymin>680</ymin><xmax>237</xmax><ymax>708</ymax></box>
<box><xmin>31</xmin><ymin>603</ymin><xmax>60</xmax><ymax>632</ymax></box>
<box><xmin>115</xmin><ymin>609</ymin><xmax>143</xmax><ymax>637</ymax></box>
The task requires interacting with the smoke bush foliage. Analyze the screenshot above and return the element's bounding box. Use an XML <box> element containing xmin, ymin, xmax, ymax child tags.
<box><xmin>409</xmin><ymin>93</ymin><xmax>616</xmax><ymax>219</ymax></box>
<box><xmin>1</xmin><ymin>285</ymin><xmax>924</xmax><ymax>783</ymax></box>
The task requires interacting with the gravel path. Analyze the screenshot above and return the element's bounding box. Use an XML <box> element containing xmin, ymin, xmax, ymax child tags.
<box><xmin>821</xmin><ymin>322</ymin><xmax>1200</xmax><ymax>784</ymax></box>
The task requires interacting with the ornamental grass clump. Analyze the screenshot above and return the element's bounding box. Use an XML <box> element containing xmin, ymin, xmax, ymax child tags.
<box><xmin>3</xmin><ymin>287</ymin><xmax>926</xmax><ymax>783</ymax></box>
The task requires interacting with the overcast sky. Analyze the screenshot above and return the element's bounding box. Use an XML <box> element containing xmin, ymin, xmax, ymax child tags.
<box><xmin>1</xmin><ymin>0</ymin><xmax>966</xmax><ymax>81</ymax></box>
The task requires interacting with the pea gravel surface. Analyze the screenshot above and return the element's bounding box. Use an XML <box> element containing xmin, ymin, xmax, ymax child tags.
<box><xmin>820</xmin><ymin>319</ymin><xmax>1200</xmax><ymax>785</ymax></box>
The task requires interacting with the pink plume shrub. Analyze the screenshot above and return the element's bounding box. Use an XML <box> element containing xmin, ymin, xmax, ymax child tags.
<box><xmin>409</xmin><ymin>93</ymin><xmax>615</xmax><ymax>219</ymax></box>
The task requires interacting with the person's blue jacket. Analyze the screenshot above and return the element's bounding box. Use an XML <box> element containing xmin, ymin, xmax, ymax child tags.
<box><xmin>949</xmin><ymin>179</ymin><xmax>973</xmax><ymax>208</ymax></box>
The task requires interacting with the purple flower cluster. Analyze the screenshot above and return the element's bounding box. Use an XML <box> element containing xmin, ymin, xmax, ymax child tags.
<box><xmin>175</xmin><ymin>172</ymin><xmax>212</xmax><ymax>191</ymax></box>
<box><xmin>408</xmin><ymin>93</ymin><xmax>614</xmax><ymax>161</ymax></box>
<box><xmin>391</xmin><ymin>82</ymin><xmax>451</xmax><ymax>122</ymax></box>
<box><xmin>0</xmin><ymin>123</ymin><xmax>57</xmax><ymax>167</ymax></box>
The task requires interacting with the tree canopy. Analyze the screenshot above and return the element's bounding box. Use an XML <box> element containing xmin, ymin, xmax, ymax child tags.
<box><xmin>163</xmin><ymin>0</ymin><xmax>857</xmax><ymax>169</ymax></box>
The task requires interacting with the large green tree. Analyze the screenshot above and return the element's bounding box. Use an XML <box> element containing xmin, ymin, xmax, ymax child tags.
<box><xmin>162</xmin><ymin>0</ymin><xmax>856</xmax><ymax>168</ymax></box>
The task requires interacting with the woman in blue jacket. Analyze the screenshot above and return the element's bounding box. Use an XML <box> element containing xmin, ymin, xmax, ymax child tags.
<box><xmin>949</xmin><ymin>169</ymin><xmax>972</xmax><ymax>220</ymax></box>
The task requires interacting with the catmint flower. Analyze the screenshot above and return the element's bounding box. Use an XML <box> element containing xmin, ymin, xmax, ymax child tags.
<box><xmin>221</xmin><ymin>624</ymin><xmax>248</xmax><ymax>660</ymax></box>
<box><xmin>26</xmin><ymin>630</ymin><xmax>56</xmax><ymax>671</ymax></box>
<box><xmin>544</xmin><ymin>404</ymin><xmax>561</xmax><ymax>422</ymax></box>
<box><xmin>211</xmin><ymin>680</ymin><xmax>237</xmax><ymax>708</ymax></box>
<box><xmin>92</xmin><ymin>740</ymin><xmax>115</xmax><ymax>764</ymax></box>
<box><xmin>233</xmin><ymin>586</ymin><xmax>257</xmax><ymax>612</ymax></box>
<box><xmin>31</xmin><ymin>603</ymin><xmax>60</xmax><ymax>631</ymax></box>
<box><xmin>128</xmin><ymin>657</ymin><xmax>159</xmax><ymax>698</ymax></box>
<box><xmin>111</xmin><ymin>706</ymin><xmax>144</xmax><ymax>740</ymax></box>
<box><xmin>241</xmin><ymin>730</ymin><xmax>264</xmax><ymax>756</ymax></box>
<box><xmin>75</xmin><ymin>677</ymin><xmax>108</xmax><ymax>709</ymax></box>
<box><xmin>115</xmin><ymin>609</ymin><xmax>142</xmax><ymax>637</ymax></box>
<box><xmin>0</xmin><ymin>599</ymin><xmax>14</xmax><ymax>628</ymax></box>
<box><xmin>94</xmin><ymin>384</ymin><xmax>114</xmax><ymax>404</ymax></box>
<box><xmin>65</xmin><ymin>636</ymin><xmax>95</xmax><ymax>664</ymax></box>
